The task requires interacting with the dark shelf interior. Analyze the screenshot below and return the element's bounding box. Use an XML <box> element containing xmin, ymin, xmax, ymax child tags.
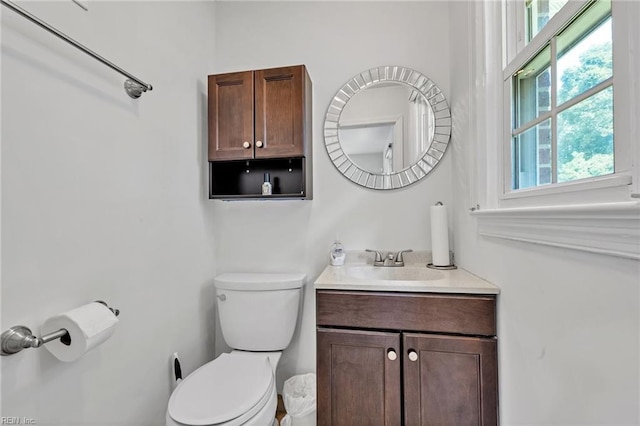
<box><xmin>209</xmin><ymin>157</ymin><xmax>309</xmax><ymax>199</ymax></box>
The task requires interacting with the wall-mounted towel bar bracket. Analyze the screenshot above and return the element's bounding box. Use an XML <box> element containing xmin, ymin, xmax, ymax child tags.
<box><xmin>0</xmin><ymin>301</ymin><xmax>120</xmax><ymax>356</ymax></box>
<box><xmin>124</xmin><ymin>79</ymin><xmax>147</xmax><ymax>99</ymax></box>
<box><xmin>1</xmin><ymin>0</ymin><xmax>152</xmax><ymax>99</ymax></box>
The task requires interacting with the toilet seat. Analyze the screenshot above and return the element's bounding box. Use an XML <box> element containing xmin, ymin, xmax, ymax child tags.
<box><xmin>168</xmin><ymin>353</ymin><xmax>274</xmax><ymax>426</ymax></box>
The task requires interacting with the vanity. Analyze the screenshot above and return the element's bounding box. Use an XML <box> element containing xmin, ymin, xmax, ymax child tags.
<box><xmin>315</xmin><ymin>65</ymin><xmax>493</xmax><ymax>423</ymax></box>
<box><xmin>314</xmin><ymin>256</ymin><xmax>500</xmax><ymax>425</ymax></box>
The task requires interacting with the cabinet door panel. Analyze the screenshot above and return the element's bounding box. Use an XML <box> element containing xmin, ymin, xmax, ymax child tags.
<box><xmin>404</xmin><ymin>333</ymin><xmax>498</xmax><ymax>426</ymax></box>
<box><xmin>208</xmin><ymin>71</ymin><xmax>254</xmax><ymax>161</ymax></box>
<box><xmin>317</xmin><ymin>328</ymin><xmax>401</xmax><ymax>426</ymax></box>
<box><xmin>255</xmin><ymin>66</ymin><xmax>305</xmax><ymax>158</ymax></box>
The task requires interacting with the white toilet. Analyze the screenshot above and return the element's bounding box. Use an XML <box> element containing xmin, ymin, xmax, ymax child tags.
<box><xmin>166</xmin><ymin>272</ymin><xmax>305</xmax><ymax>426</ymax></box>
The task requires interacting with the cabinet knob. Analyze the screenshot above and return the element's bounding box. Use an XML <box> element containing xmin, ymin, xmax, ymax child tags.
<box><xmin>387</xmin><ymin>349</ymin><xmax>397</xmax><ymax>361</ymax></box>
<box><xmin>408</xmin><ymin>350</ymin><xmax>418</xmax><ymax>362</ymax></box>
<box><xmin>255</xmin><ymin>140</ymin><xmax>264</xmax><ymax>148</ymax></box>
<box><xmin>242</xmin><ymin>141</ymin><xmax>251</xmax><ymax>149</ymax></box>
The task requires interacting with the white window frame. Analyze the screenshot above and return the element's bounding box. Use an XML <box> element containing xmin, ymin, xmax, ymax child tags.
<box><xmin>469</xmin><ymin>0</ymin><xmax>640</xmax><ymax>260</ymax></box>
<box><xmin>500</xmin><ymin>0</ymin><xmax>636</xmax><ymax>206</ymax></box>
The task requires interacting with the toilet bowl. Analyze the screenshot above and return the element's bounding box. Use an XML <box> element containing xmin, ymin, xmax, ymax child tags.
<box><xmin>166</xmin><ymin>272</ymin><xmax>305</xmax><ymax>426</ymax></box>
<box><xmin>166</xmin><ymin>352</ymin><xmax>280</xmax><ymax>426</ymax></box>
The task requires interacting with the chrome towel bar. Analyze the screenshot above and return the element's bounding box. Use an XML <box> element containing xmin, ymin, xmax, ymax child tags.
<box><xmin>1</xmin><ymin>0</ymin><xmax>152</xmax><ymax>98</ymax></box>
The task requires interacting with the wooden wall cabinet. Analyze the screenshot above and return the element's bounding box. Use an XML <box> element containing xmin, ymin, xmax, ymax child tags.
<box><xmin>207</xmin><ymin>65</ymin><xmax>312</xmax><ymax>199</ymax></box>
<box><xmin>316</xmin><ymin>290</ymin><xmax>499</xmax><ymax>425</ymax></box>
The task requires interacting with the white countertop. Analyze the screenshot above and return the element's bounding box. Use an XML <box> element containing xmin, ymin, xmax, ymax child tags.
<box><xmin>314</xmin><ymin>252</ymin><xmax>500</xmax><ymax>295</ymax></box>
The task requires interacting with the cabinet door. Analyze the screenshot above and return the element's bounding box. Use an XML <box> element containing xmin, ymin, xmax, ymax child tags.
<box><xmin>403</xmin><ymin>333</ymin><xmax>498</xmax><ymax>426</ymax></box>
<box><xmin>254</xmin><ymin>66</ymin><xmax>305</xmax><ymax>158</ymax></box>
<box><xmin>317</xmin><ymin>328</ymin><xmax>401</xmax><ymax>426</ymax></box>
<box><xmin>208</xmin><ymin>71</ymin><xmax>254</xmax><ymax>161</ymax></box>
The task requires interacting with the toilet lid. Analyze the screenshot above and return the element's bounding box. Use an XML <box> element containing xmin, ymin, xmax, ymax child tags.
<box><xmin>168</xmin><ymin>353</ymin><xmax>273</xmax><ymax>425</ymax></box>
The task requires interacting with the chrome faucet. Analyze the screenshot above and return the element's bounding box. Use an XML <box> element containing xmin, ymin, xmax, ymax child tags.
<box><xmin>365</xmin><ymin>249</ymin><xmax>413</xmax><ymax>267</ymax></box>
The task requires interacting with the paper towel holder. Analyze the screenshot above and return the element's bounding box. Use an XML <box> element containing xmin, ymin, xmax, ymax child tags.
<box><xmin>426</xmin><ymin>250</ymin><xmax>458</xmax><ymax>270</ymax></box>
<box><xmin>427</xmin><ymin>201</ymin><xmax>457</xmax><ymax>270</ymax></box>
<box><xmin>0</xmin><ymin>301</ymin><xmax>119</xmax><ymax>356</ymax></box>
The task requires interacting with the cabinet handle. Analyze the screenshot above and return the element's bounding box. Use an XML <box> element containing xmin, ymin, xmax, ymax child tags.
<box><xmin>242</xmin><ymin>141</ymin><xmax>251</xmax><ymax>149</ymax></box>
<box><xmin>255</xmin><ymin>140</ymin><xmax>264</xmax><ymax>148</ymax></box>
<box><xmin>387</xmin><ymin>349</ymin><xmax>397</xmax><ymax>361</ymax></box>
<box><xmin>408</xmin><ymin>350</ymin><xmax>418</xmax><ymax>362</ymax></box>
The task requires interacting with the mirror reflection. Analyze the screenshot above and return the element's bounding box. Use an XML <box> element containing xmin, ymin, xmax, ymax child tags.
<box><xmin>324</xmin><ymin>65</ymin><xmax>451</xmax><ymax>190</ymax></box>
<box><xmin>338</xmin><ymin>82</ymin><xmax>435</xmax><ymax>174</ymax></box>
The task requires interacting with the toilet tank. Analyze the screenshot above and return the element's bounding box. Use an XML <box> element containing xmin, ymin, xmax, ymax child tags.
<box><xmin>214</xmin><ymin>273</ymin><xmax>305</xmax><ymax>351</ymax></box>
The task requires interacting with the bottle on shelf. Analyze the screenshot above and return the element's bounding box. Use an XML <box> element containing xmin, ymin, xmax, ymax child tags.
<box><xmin>262</xmin><ymin>172</ymin><xmax>272</xmax><ymax>195</ymax></box>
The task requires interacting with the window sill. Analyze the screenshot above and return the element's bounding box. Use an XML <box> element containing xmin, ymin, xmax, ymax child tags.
<box><xmin>471</xmin><ymin>201</ymin><xmax>640</xmax><ymax>259</ymax></box>
<box><xmin>500</xmin><ymin>174</ymin><xmax>632</xmax><ymax>200</ymax></box>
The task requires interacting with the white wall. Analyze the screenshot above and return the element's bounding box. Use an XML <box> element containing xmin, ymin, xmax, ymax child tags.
<box><xmin>1</xmin><ymin>2</ymin><xmax>217</xmax><ymax>424</ymax></box>
<box><xmin>211</xmin><ymin>1</ymin><xmax>452</xmax><ymax>390</ymax></box>
<box><xmin>449</xmin><ymin>2</ymin><xmax>640</xmax><ymax>424</ymax></box>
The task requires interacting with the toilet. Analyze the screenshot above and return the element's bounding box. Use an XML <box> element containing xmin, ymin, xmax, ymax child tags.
<box><xmin>166</xmin><ymin>272</ymin><xmax>305</xmax><ymax>426</ymax></box>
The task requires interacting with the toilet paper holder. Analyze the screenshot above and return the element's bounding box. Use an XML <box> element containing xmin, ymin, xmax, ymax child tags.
<box><xmin>0</xmin><ymin>301</ymin><xmax>119</xmax><ymax>356</ymax></box>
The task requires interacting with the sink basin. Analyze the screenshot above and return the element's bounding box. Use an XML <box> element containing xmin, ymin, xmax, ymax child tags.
<box><xmin>341</xmin><ymin>265</ymin><xmax>444</xmax><ymax>282</ymax></box>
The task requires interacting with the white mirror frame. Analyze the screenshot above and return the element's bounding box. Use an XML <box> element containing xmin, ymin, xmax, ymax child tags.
<box><xmin>324</xmin><ymin>65</ymin><xmax>451</xmax><ymax>190</ymax></box>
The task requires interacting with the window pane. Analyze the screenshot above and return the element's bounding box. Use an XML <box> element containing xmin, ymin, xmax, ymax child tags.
<box><xmin>512</xmin><ymin>119</ymin><xmax>552</xmax><ymax>189</ymax></box>
<box><xmin>510</xmin><ymin>0</ymin><xmax>615</xmax><ymax>193</ymax></box>
<box><xmin>557</xmin><ymin>4</ymin><xmax>612</xmax><ymax>105</ymax></box>
<box><xmin>526</xmin><ymin>0</ymin><xmax>568</xmax><ymax>42</ymax></box>
<box><xmin>513</xmin><ymin>45</ymin><xmax>551</xmax><ymax>128</ymax></box>
<box><xmin>557</xmin><ymin>87</ymin><xmax>613</xmax><ymax>182</ymax></box>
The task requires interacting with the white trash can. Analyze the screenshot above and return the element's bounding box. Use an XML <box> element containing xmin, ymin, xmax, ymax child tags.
<box><xmin>281</xmin><ymin>373</ymin><xmax>316</xmax><ymax>426</ymax></box>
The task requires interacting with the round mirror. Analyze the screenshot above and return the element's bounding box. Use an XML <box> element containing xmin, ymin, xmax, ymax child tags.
<box><xmin>324</xmin><ymin>65</ymin><xmax>451</xmax><ymax>190</ymax></box>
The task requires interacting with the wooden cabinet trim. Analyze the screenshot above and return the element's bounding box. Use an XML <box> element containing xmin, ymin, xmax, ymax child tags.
<box><xmin>316</xmin><ymin>290</ymin><xmax>497</xmax><ymax>337</ymax></box>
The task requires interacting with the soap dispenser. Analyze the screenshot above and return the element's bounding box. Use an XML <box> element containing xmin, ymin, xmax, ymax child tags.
<box><xmin>329</xmin><ymin>235</ymin><xmax>346</xmax><ymax>266</ymax></box>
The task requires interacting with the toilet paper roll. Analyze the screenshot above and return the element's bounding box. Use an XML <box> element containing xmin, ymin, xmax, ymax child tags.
<box><xmin>430</xmin><ymin>203</ymin><xmax>450</xmax><ymax>266</ymax></box>
<box><xmin>41</xmin><ymin>302</ymin><xmax>119</xmax><ymax>362</ymax></box>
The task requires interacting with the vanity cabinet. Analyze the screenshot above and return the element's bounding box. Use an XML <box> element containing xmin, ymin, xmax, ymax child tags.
<box><xmin>207</xmin><ymin>65</ymin><xmax>312</xmax><ymax>199</ymax></box>
<box><xmin>316</xmin><ymin>290</ymin><xmax>498</xmax><ymax>425</ymax></box>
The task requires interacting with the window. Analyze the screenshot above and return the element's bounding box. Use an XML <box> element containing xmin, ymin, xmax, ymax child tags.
<box><xmin>470</xmin><ymin>0</ymin><xmax>638</xmax><ymax>259</ymax></box>
<box><xmin>504</xmin><ymin>0</ymin><xmax>628</xmax><ymax>194</ymax></box>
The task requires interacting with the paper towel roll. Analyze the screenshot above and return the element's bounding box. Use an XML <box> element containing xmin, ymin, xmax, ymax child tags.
<box><xmin>41</xmin><ymin>302</ymin><xmax>118</xmax><ymax>362</ymax></box>
<box><xmin>430</xmin><ymin>203</ymin><xmax>450</xmax><ymax>266</ymax></box>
